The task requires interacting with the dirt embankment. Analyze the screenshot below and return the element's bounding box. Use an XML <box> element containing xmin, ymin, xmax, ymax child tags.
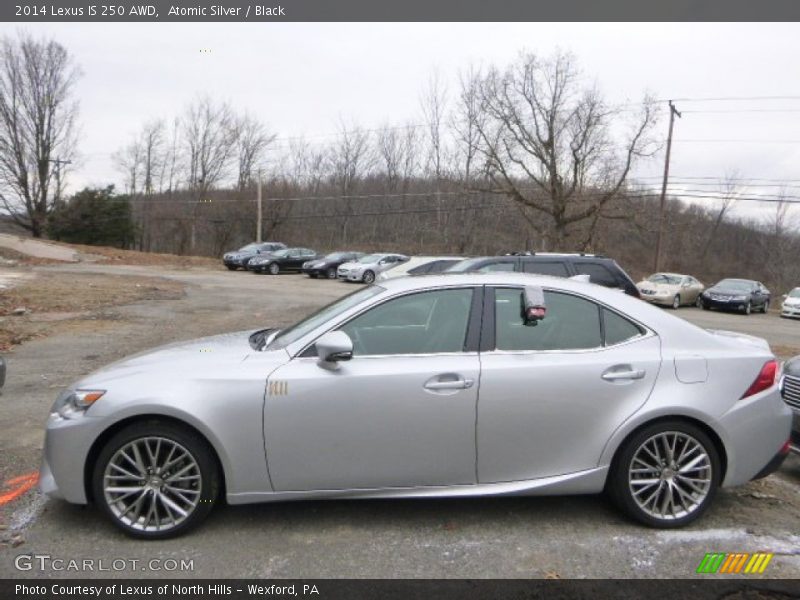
<box><xmin>0</xmin><ymin>272</ymin><xmax>185</xmax><ymax>351</ymax></box>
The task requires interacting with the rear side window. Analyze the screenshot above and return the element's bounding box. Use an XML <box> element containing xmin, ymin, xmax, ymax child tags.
<box><xmin>573</xmin><ymin>263</ymin><xmax>619</xmax><ymax>288</ymax></box>
<box><xmin>603</xmin><ymin>308</ymin><xmax>643</xmax><ymax>346</ymax></box>
<box><xmin>477</xmin><ymin>261</ymin><xmax>516</xmax><ymax>273</ymax></box>
<box><xmin>523</xmin><ymin>261</ymin><xmax>570</xmax><ymax>277</ymax></box>
<box><xmin>494</xmin><ymin>289</ymin><xmax>602</xmax><ymax>351</ymax></box>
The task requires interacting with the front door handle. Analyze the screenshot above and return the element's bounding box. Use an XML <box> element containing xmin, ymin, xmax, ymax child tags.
<box><xmin>424</xmin><ymin>375</ymin><xmax>475</xmax><ymax>391</ymax></box>
<box><xmin>601</xmin><ymin>368</ymin><xmax>645</xmax><ymax>382</ymax></box>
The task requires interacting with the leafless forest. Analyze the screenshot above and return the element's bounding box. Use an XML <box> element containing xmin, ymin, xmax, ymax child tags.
<box><xmin>1</xmin><ymin>35</ymin><xmax>798</xmax><ymax>291</ymax></box>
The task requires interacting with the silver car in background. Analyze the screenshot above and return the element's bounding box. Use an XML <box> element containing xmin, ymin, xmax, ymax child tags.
<box><xmin>40</xmin><ymin>273</ymin><xmax>792</xmax><ymax>538</ymax></box>
<box><xmin>337</xmin><ymin>253</ymin><xmax>408</xmax><ymax>283</ymax></box>
<box><xmin>376</xmin><ymin>256</ymin><xmax>464</xmax><ymax>281</ymax></box>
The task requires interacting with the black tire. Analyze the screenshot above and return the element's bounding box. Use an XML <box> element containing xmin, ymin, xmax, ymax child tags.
<box><xmin>762</xmin><ymin>300</ymin><xmax>770</xmax><ymax>314</ymax></box>
<box><xmin>225</xmin><ymin>265</ymin><xmax>237</xmax><ymax>271</ymax></box>
<box><xmin>700</xmin><ymin>300</ymin><xmax>709</xmax><ymax>310</ymax></box>
<box><xmin>607</xmin><ymin>420</ymin><xmax>721</xmax><ymax>528</ymax></box>
<box><xmin>744</xmin><ymin>302</ymin><xmax>752</xmax><ymax>315</ymax></box>
<box><xmin>695</xmin><ymin>296</ymin><xmax>703</xmax><ymax>309</ymax></box>
<box><xmin>362</xmin><ymin>270</ymin><xmax>375</xmax><ymax>284</ymax></box>
<box><xmin>308</xmin><ymin>273</ymin><xmax>318</xmax><ymax>279</ymax></box>
<box><xmin>268</xmin><ymin>262</ymin><xmax>280</xmax><ymax>275</ymax></box>
<box><xmin>91</xmin><ymin>420</ymin><xmax>220</xmax><ymax>539</ymax></box>
<box><xmin>672</xmin><ymin>295</ymin><xmax>681</xmax><ymax>310</ymax></box>
<box><xmin>326</xmin><ymin>267</ymin><xmax>337</xmax><ymax>280</ymax></box>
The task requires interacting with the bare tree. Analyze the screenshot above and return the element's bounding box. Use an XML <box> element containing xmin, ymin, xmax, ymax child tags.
<box><xmin>473</xmin><ymin>51</ymin><xmax>658</xmax><ymax>250</ymax></box>
<box><xmin>0</xmin><ymin>34</ymin><xmax>80</xmax><ymax>237</ymax></box>
<box><xmin>235</xmin><ymin>112</ymin><xmax>275</xmax><ymax>192</ymax></box>
<box><xmin>140</xmin><ymin>119</ymin><xmax>165</xmax><ymax>196</ymax></box>
<box><xmin>113</xmin><ymin>138</ymin><xmax>144</xmax><ymax>195</ymax></box>
<box><xmin>181</xmin><ymin>96</ymin><xmax>239</xmax><ymax>199</ymax></box>
<box><xmin>701</xmin><ymin>171</ymin><xmax>740</xmax><ymax>259</ymax></box>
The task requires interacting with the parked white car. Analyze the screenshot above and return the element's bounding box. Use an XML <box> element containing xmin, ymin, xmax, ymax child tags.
<box><xmin>781</xmin><ymin>287</ymin><xmax>800</xmax><ymax>319</ymax></box>
<box><xmin>376</xmin><ymin>256</ymin><xmax>464</xmax><ymax>281</ymax></box>
<box><xmin>337</xmin><ymin>253</ymin><xmax>408</xmax><ymax>283</ymax></box>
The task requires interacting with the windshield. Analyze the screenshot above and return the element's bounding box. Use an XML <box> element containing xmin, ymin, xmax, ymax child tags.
<box><xmin>715</xmin><ymin>279</ymin><xmax>752</xmax><ymax>292</ymax></box>
<box><xmin>238</xmin><ymin>244</ymin><xmax>259</xmax><ymax>252</ymax></box>
<box><xmin>445</xmin><ymin>257</ymin><xmax>486</xmax><ymax>273</ymax></box>
<box><xmin>789</xmin><ymin>288</ymin><xmax>800</xmax><ymax>298</ymax></box>
<box><xmin>358</xmin><ymin>254</ymin><xmax>382</xmax><ymax>264</ymax></box>
<box><xmin>266</xmin><ymin>286</ymin><xmax>384</xmax><ymax>350</ymax></box>
<box><xmin>647</xmin><ymin>273</ymin><xmax>682</xmax><ymax>285</ymax></box>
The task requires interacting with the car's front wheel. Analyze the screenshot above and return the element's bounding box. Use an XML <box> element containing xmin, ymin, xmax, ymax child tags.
<box><xmin>225</xmin><ymin>265</ymin><xmax>237</xmax><ymax>271</ymax></box>
<box><xmin>744</xmin><ymin>301</ymin><xmax>752</xmax><ymax>315</ymax></box>
<box><xmin>326</xmin><ymin>267</ymin><xmax>337</xmax><ymax>279</ymax></box>
<box><xmin>269</xmin><ymin>263</ymin><xmax>280</xmax><ymax>275</ymax></box>
<box><xmin>608</xmin><ymin>421</ymin><xmax>720</xmax><ymax>528</ymax></box>
<box><xmin>91</xmin><ymin>421</ymin><xmax>220</xmax><ymax>539</ymax></box>
<box><xmin>672</xmin><ymin>295</ymin><xmax>681</xmax><ymax>310</ymax></box>
<box><xmin>762</xmin><ymin>300</ymin><xmax>770</xmax><ymax>314</ymax></box>
<box><xmin>362</xmin><ymin>270</ymin><xmax>375</xmax><ymax>284</ymax></box>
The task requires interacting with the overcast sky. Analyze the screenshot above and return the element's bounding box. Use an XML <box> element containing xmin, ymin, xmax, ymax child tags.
<box><xmin>9</xmin><ymin>22</ymin><xmax>800</xmax><ymax>221</ymax></box>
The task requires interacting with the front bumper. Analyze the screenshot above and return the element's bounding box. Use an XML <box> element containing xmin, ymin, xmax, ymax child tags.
<box><xmin>791</xmin><ymin>411</ymin><xmax>800</xmax><ymax>453</ymax></box>
<box><xmin>640</xmin><ymin>293</ymin><xmax>674</xmax><ymax>306</ymax></box>
<box><xmin>337</xmin><ymin>269</ymin><xmax>363</xmax><ymax>281</ymax></box>
<box><xmin>39</xmin><ymin>412</ymin><xmax>108</xmax><ymax>505</ymax></box>
<box><xmin>701</xmin><ymin>296</ymin><xmax>749</xmax><ymax>311</ymax></box>
<box><xmin>781</xmin><ymin>305</ymin><xmax>800</xmax><ymax>318</ymax></box>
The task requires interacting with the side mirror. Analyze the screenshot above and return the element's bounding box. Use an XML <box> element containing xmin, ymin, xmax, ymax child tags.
<box><xmin>521</xmin><ymin>285</ymin><xmax>546</xmax><ymax>326</ymax></box>
<box><xmin>315</xmin><ymin>331</ymin><xmax>353</xmax><ymax>368</ymax></box>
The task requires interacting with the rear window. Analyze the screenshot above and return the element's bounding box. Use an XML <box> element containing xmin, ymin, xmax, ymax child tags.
<box><xmin>574</xmin><ymin>263</ymin><xmax>619</xmax><ymax>288</ymax></box>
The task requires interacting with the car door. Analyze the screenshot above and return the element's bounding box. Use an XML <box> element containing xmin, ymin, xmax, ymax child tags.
<box><xmin>477</xmin><ymin>286</ymin><xmax>662</xmax><ymax>483</ymax></box>
<box><xmin>263</xmin><ymin>286</ymin><xmax>482</xmax><ymax>491</ymax></box>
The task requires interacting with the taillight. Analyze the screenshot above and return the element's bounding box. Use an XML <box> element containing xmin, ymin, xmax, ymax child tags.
<box><xmin>741</xmin><ymin>360</ymin><xmax>778</xmax><ymax>399</ymax></box>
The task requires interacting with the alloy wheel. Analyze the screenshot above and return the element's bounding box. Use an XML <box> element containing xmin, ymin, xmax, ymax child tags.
<box><xmin>103</xmin><ymin>436</ymin><xmax>202</xmax><ymax>533</ymax></box>
<box><xmin>628</xmin><ymin>431</ymin><xmax>713</xmax><ymax>522</ymax></box>
<box><xmin>269</xmin><ymin>263</ymin><xmax>279</xmax><ymax>275</ymax></box>
<box><xmin>363</xmin><ymin>270</ymin><xmax>375</xmax><ymax>284</ymax></box>
<box><xmin>672</xmin><ymin>295</ymin><xmax>680</xmax><ymax>310</ymax></box>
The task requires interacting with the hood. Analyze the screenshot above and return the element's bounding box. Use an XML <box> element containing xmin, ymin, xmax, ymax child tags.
<box><xmin>76</xmin><ymin>330</ymin><xmax>263</xmax><ymax>387</ymax></box>
<box><xmin>339</xmin><ymin>261</ymin><xmax>362</xmax><ymax>270</ymax></box>
<box><xmin>638</xmin><ymin>281</ymin><xmax>679</xmax><ymax>293</ymax></box>
<box><xmin>706</xmin><ymin>284</ymin><xmax>749</xmax><ymax>296</ymax></box>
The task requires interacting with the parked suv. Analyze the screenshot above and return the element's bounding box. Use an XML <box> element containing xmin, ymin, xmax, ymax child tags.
<box><xmin>446</xmin><ymin>253</ymin><xmax>640</xmax><ymax>297</ymax></box>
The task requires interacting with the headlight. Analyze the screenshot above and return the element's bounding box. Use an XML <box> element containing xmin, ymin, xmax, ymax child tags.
<box><xmin>51</xmin><ymin>389</ymin><xmax>105</xmax><ymax>419</ymax></box>
<box><xmin>733</xmin><ymin>295</ymin><xmax>748</xmax><ymax>301</ymax></box>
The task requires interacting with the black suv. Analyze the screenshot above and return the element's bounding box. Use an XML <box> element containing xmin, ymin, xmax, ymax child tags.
<box><xmin>446</xmin><ymin>253</ymin><xmax>640</xmax><ymax>297</ymax></box>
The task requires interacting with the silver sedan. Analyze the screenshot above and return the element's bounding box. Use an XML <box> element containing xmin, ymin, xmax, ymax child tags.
<box><xmin>40</xmin><ymin>273</ymin><xmax>793</xmax><ymax>538</ymax></box>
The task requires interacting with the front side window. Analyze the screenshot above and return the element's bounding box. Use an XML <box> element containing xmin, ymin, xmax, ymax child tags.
<box><xmin>339</xmin><ymin>288</ymin><xmax>474</xmax><ymax>356</ymax></box>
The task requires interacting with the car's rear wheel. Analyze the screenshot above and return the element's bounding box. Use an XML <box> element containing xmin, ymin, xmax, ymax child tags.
<box><xmin>362</xmin><ymin>270</ymin><xmax>375</xmax><ymax>284</ymax></box>
<box><xmin>269</xmin><ymin>263</ymin><xmax>280</xmax><ymax>275</ymax></box>
<box><xmin>92</xmin><ymin>421</ymin><xmax>220</xmax><ymax>539</ymax></box>
<box><xmin>608</xmin><ymin>421</ymin><xmax>720</xmax><ymax>528</ymax></box>
<box><xmin>326</xmin><ymin>267</ymin><xmax>337</xmax><ymax>279</ymax></box>
<box><xmin>672</xmin><ymin>295</ymin><xmax>681</xmax><ymax>310</ymax></box>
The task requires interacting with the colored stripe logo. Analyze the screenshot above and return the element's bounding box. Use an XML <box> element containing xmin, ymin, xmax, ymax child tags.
<box><xmin>696</xmin><ymin>552</ymin><xmax>773</xmax><ymax>574</ymax></box>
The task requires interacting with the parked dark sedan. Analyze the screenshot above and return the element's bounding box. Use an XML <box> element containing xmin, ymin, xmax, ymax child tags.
<box><xmin>0</xmin><ymin>354</ymin><xmax>5</xmax><ymax>391</ymax></box>
<box><xmin>302</xmin><ymin>251</ymin><xmax>364</xmax><ymax>279</ymax></box>
<box><xmin>698</xmin><ymin>279</ymin><xmax>771</xmax><ymax>315</ymax></box>
<box><xmin>780</xmin><ymin>355</ymin><xmax>800</xmax><ymax>453</ymax></box>
<box><xmin>248</xmin><ymin>247</ymin><xmax>319</xmax><ymax>274</ymax></box>
<box><xmin>222</xmin><ymin>242</ymin><xmax>286</xmax><ymax>270</ymax></box>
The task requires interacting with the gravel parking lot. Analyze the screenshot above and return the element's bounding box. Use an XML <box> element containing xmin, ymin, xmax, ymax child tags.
<box><xmin>1</xmin><ymin>262</ymin><xmax>798</xmax><ymax>579</ymax></box>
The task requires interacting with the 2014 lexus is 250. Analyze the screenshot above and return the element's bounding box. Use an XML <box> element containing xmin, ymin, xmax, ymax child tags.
<box><xmin>40</xmin><ymin>273</ymin><xmax>793</xmax><ymax>538</ymax></box>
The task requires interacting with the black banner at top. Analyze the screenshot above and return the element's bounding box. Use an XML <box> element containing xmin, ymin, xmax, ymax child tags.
<box><xmin>3</xmin><ymin>0</ymin><xmax>800</xmax><ymax>22</ymax></box>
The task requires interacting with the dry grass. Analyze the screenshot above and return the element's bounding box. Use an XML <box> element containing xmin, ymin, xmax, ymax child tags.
<box><xmin>0</xmin><ymin>272</ymin><xmax>184</xmax><ymax>351</ymax></box>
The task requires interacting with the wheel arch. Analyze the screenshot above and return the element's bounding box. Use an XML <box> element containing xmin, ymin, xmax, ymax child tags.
<box><xmin>604</xmin><ymin>414</ymin><xmax>728</xmax><ymax>485</ymax></box>
<box><xmin>83</xmin><ymin>414</ymin><xmax>228</xmax><ymax>504</ymax></box>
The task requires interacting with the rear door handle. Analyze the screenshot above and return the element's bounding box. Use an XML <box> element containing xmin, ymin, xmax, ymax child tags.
<box><xmin>601</xmin><ymin>368</ymin><xmax>645</xmax><ymax>382</ymax></box>
<box><xmin>424</xmin><ymin>376</ymin><xmax>475</xmax><ymax>391</ymax></box>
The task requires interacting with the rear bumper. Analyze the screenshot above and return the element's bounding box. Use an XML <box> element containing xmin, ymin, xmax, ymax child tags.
<box><xmin>751</xmin><ymin>440</ymin><xmax>791</xmax><ymax>479</ymax></box>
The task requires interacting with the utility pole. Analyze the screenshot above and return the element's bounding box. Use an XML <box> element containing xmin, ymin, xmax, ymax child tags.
<box><xmin>256</xmin><ymin>169</ymin><xmax>262</xmax><ymax>243</ymax></box>
<box><xmin>48</xmin><ymin>158</ymin><xmax>72</xmax><ymax>205</ymax></box>
<box><xmin>653</xmin><ymin>101</ymin><xmax>681</xmax><ymax>272</ymax></box>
